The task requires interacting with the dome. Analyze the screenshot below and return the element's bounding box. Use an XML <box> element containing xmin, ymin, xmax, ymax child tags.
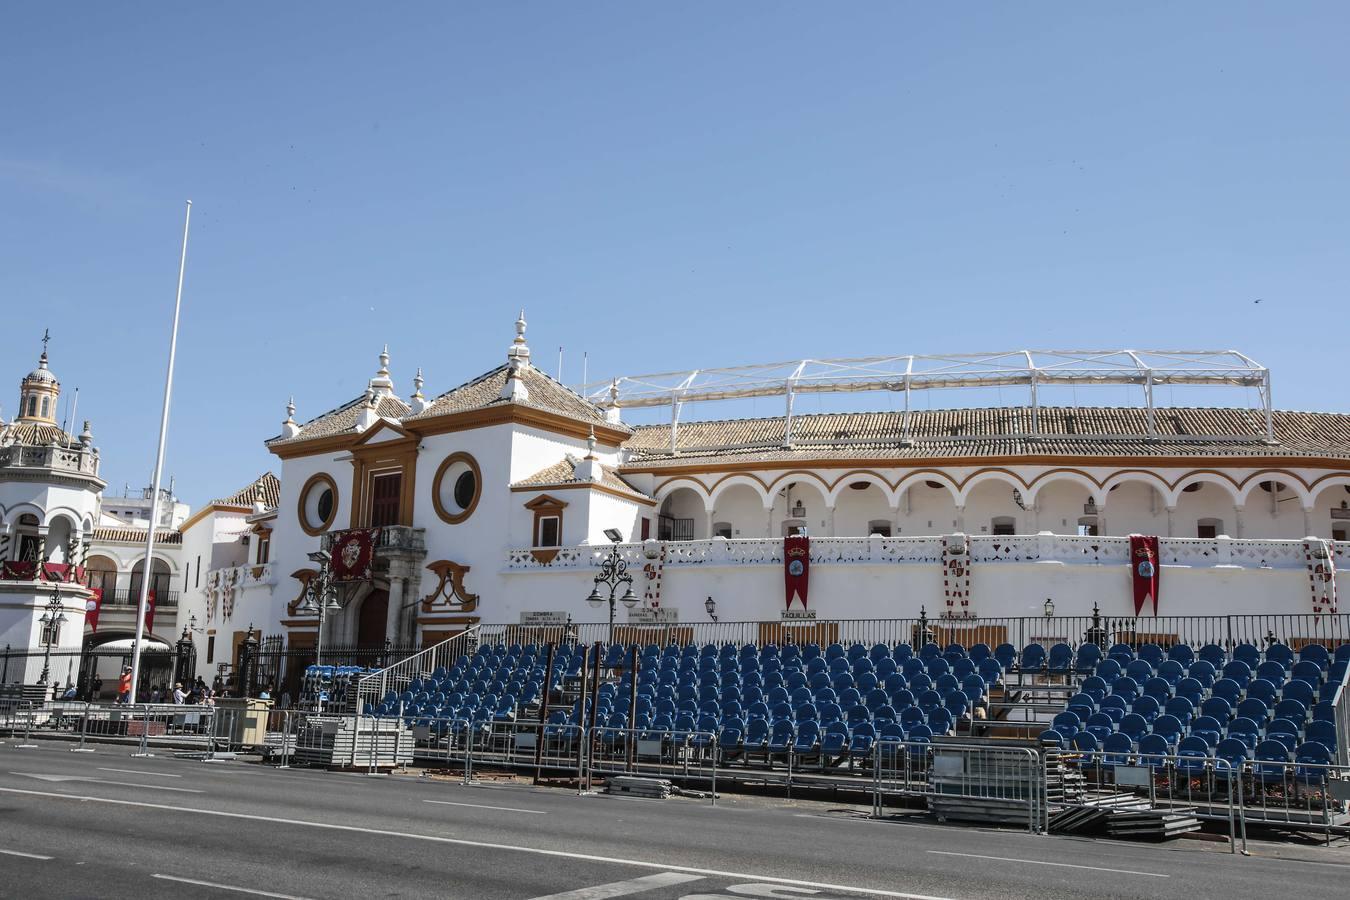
<box><xmin>23</xmin><ymin>351</ymin><xmax>57</xmax><ymax>385</ymax></box>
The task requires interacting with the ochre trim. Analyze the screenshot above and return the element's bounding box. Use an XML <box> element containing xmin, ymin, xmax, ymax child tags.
<box><xmin>530</xmin><ymin>548</ymin><xmax>560</xmax><ymax>564</ymax></box>
<box><xmin>298</xmin><ymin>473</ymin><xmax>338</xmax><ymax>536</ymax></box>
<box><xmin>349</xmin><ymin>433</ymin><xmax>419</xmax><ymax>528</ymax></box>
<box><xmin>287</xmin><ymin>568</ymin><xmax>319</xmax><ymax>615</ymax></box>
<box><xmin>510</xmin><ymin>480</ymin><xmax>657</xmax><ymax>507</ymax></box>
<box><xmin>431</xmin><ymin>452</ymin><xmax>482</xmax><ymax>525</ymax></box>
<box><xmin>407</xmin><ymin>404</ymin><xmax>630</xmax><ymax>445</ymax></box>
<box><xmin>268</xmin><ymin>432</ymin><xmax>359</xmax><ymax>460</ymax></box>
<box><xmin>179</xmin><ymin>503</ymin><xmax>251</xmax><ymax>534</ymax></box>
<box><xmin>420</xmin><ymin>559</ymin><xmax>480</xmax><ymax>613</ymax></box>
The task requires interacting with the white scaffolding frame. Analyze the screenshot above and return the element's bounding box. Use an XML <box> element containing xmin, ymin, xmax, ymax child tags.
<box><xmin>581</xmin><ymin>350</ymin><xmax>1275</xmax><ymax>450</ymax></box>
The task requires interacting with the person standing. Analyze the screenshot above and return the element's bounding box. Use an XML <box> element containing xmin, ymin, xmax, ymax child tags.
<box><xmin>172</xmin><ymin>682</ymin><xmax>186</xmax><ymax>704</ymax></box>
<box><xmin>92</xmin><ymin>674</ymin><xmax>104</xmax><ymax>701</ymax></box>
<box><xmin>116</xmin><ymin>667</ymin><xmax>132</xmax><ymax>704</ymax></box>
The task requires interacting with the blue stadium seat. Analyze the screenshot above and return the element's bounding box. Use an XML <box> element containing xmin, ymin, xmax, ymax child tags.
<box><xmin>1200</xmin><ymin>696</ymin><xmax>1232</xmax><ymax>722</ymax></box>
<box><xmin>1235</xmin><ymin>697</ymin><xmax>1269</xmax><ymax>723</ymax></box>
<box><xmin>1071</xmin><ymin>731</ymin><xmax>1099</xmax><ymax>753</ymax></box>
<box><xmin>1283</xmin><ymin>679</ymin><xmax>1315</xmax><ymax>708</ymax></box>
<box><xmin>1038</xmin><ymin>728</ymin><xmax>1065</xmax><ymax>749</ymax></box>
<box><xmin>1294</xmin><ymin>741</ymin><xmax>1333</xmax><ymax>783</ymax></box>
<box><xmin>1107</xmin><ymin>642</ymin><xmax>1135</xmax><ymax>664</ymax></box>
<box><xmin>1085</xmin><ymin>712</ymin><xmax>1115</xmax><ymax>743</ymax></box>
<box><xmin>1152</xmin><ymin>715</ymin><xmax>1184</xmax><ymax>747</ymax></box>
<box><xmin>1175</xmin><ymin>677</ymin><xmax>1204</xmax><ymax>705</ymax></box>
<box><xmin>820</xmin><ymin>721</ymin><xmax>849</xmax><ymax>756</ymax></box>
<box><xmin>1125</xmin><ymin>659</ymin><xmax>1154</xmax><ymax>683</ymax></box>
<box><xmin>1265</xmin><ymin>642</ymin><xmax>1294</xmax><ymax>669</ymax></box>
<box><xmin>1190</xmin><ymin>715</ymin><xmax>1222</xmax><ymax>749</ymax></box>
<box><xmin>1211</xmin><ymin>678</ymin><xmax>1242</xmax><ymax>705</ymax></box>
<box><xmin>793</xmin><ymin>720</ymin><xmax>821</xmax><ymax>754</ymax></box>
<box><xmin>1156</xmin><ymin>659</ymin><xmax>1185</xmax><ymax>688</ymax></box>
<box><xmin>1273</xmin><ymin>698</ymin><xmax>1307</xmax><ymax>724</ymax></box>
<box><xmin>1052</xmin><ymin>711</ymin><xmax>1081</xmax><ymax>738</ymax></box>
<box><xmin>849</xmin><ymin>722</ymin><xmax>876</xmax><ymax>759</ymax></box>
<box><xmin>1186</xmin><ymin>659</ymin><xmax>1216</xmax><ymax>688</ymax></box>
<box><xmin>1176</xmin><ymin>735</ymin><xmax>1210</xmax><ymax>775</ymax></box>
<box><xmin>1246</xmin><ymin>678</ymin><xmax>1278</xmax><ymax>706</ymax></box>
<box><xmin>1020</xmin><ymin>643</ymin><xmax>1047</xmax><ymax>671</ymax></box>
<box><xmin>1164</xmin><ymin>697</ymin><xmax>1194</xmax><ymax>725</ymax></box>
<box><xmin>1100</xmin><ymin>695</ymin><xmax>1128</xmax><ymax>722</ymax></box>
<box><xmin>1214</xmin><ymin>737</ymin><xmax>1248</xmax><ymax>778</ymax></box>
<box><xmin>1132</xmin><ymin>695</ymin><xmax>1161</xmax><ymax>723</ymax></box>
<box><xmin>768</xmin><ymin>720</ymin><xmax>795</xmax><ymax>754</ymax></box>
<box><xmin>1227</xmin><ymin>716</ymin><xmax>1261</xmax><ymax>751</ymax></box>
<box><xmin>1265</xmin><ymin>718</ymin><xmax>1300</xmax><ymax>753</ymax></box>
<box><xmin>744</xmin><ymin>717</ymin><xmax>769</xmax><ymax>750</ymax></box>
<box><xmin>1137</xmin><ymin>733</ymin><xmax>1170</xmax><ymax>766</ymax></box>
<box><xmin>1094</xmin><ymin>658</ymin><xmax>1122</xmax><ymax>683</ymax></box>
<box><xmin>1047</xmin><ymin>643</ymin><xmax>1074</xmax><ymax>673</ymax></box>
<box><xmin>1103</xmin><ymin>732</ymin><xmax>1134</xmax><ymax>765</ymax></box>
<box><xmin>1111</xmin><ymin>676</ymin><xmax>1141</xmax><ymax>700</ymax></box>
<box><xmin>1307</xmin><ymin>719</ymin><xmax>1337</xmax><ymax>751</ymax></box>
<box><xmin>1252</xmin><ymin>739</ymin><xmax>1290</xmax><ymax>783</ymax></box>
<box><xmin>1167</xmin><ymin>643</ymin><xmax>1195</xmax><ymax>667</ymax></box>
<box><xmin>1118</xmin><ymin>713</ymin><xmax>1148</xmax><ymax>744</ymax></box>
<box><xmin>993</xmin><ymin>643</ymin><xmax>1017</xmax><ymax>669</ymax></box>
<box><xmin>1299</xmin><ymin>643</ymin><xmax>1331</xmax><ymax>667</ymax></box>
<box><xmin>1198</xmin><ymin>643</ymin><xmax>1227</xmax><ymax>668</ymax></box>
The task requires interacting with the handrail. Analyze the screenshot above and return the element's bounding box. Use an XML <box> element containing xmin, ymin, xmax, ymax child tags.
<box><xmin>355</xmin><ymin>625</ymin><xmax>481</xmax><ymax>708</ymax></box>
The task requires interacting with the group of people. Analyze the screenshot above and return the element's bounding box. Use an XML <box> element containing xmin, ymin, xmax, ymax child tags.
<box><xmin>89</xmin><ymin>669</ymin><xmax>219</xmax><ymax>705</ymax></box>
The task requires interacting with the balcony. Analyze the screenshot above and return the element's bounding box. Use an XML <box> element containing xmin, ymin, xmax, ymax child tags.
<box><xmin>321</xmin><ymin>525</ymin><xmax>426</xmax><ymax>557</ymax></box>
<box><xmin>505</xmin><ymin>534</ymin><xmax>1349</xmax><ymax>573</ymax></box>
<box><xmin>0</xmin><ymin>444</ymin><xmax>99</xmax><ymax>478</ymax></box>
<box><xmin>99</xmin><ymin>588</ymin><xmax>181</xmax><ymax>608</ymax></box>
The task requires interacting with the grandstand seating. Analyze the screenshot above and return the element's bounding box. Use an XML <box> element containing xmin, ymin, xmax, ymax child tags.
<box><xmin>1037</xmin><ymin>638</ymin><xmax>1348</xmax><ymax>776</ymax></box>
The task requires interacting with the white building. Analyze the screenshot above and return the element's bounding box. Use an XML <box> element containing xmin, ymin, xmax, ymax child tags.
<box><xmin>0</xmin><ymin>345</ymin><xmax>102</xmax><ymax>687</ymax></box>
<box><xmin>182</xmin><ymin>317</ymin><xmax>1347</xmax><ymax>695</ymax></box>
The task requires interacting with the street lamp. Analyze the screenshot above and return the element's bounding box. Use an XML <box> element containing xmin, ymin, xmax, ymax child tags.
<box><xmin>587</xmin><ymin>534</ymin><xmax>636</xmax><ymax>644</ymax></box>
<box><xmin>297</xmin><ymin>549</ymin><xmax>342</xmax><ymax>668</ymax></box>
<box><xmin>37</xmin><ymin>583</ymin><xmax>68</xmax><ymax>687</ymax></box>
<box><xmin>1043</xmin><ymin>597</ymin><xmax>1055</xmax><ymax>618</ymax></box>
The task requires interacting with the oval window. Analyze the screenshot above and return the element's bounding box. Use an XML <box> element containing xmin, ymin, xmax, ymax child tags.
<box><xmin>433</xmin><ymin>453</ymin><xmax>481</xmax><ymax>524</ymax></box>
<box><xmin>298</xmin><ymin>474</ymin><xmax>338</xmax><ymax>535</ymax></box>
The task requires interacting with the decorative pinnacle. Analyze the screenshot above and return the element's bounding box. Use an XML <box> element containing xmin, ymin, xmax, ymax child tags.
<box><xmin>413</xmin><ymin>368</ymin><xmax>424</xmax><ymax>397</ymax></box>
<box><xmin>586</xmin><ymin>425</ymin><xmax>597</xmax><ymax>458</ymax></box>
<box><xmin>514</xmin><ymin>309</ymin><xmax>527</xmax><ymax>344</ymax></box>
<box><xmin>378</xmin><ymin>345</ymin><xmax>390</xmax><ymax>376</ymax></box>
<box><xmin>285</xmin><ymin>396</ymin><xmax>296</xmax><ymax>422</ymax></box>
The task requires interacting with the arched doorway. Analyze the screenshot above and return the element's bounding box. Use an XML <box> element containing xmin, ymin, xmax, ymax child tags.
<box><xmin>356</xmin><ymin>589</ymin><xmax>389</xmax><ymax>648</ymax></box>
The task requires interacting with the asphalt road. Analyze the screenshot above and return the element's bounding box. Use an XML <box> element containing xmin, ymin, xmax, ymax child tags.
<box><xmin>0</xmin><ymin>738</ymin><xmax>1345</xmax><ymax>900</ymax></box>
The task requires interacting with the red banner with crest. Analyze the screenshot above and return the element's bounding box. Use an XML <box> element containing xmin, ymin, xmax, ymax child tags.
<box><xmin>1129</xmin><ymin>534</ymin><xmax>1161</xmax><ymax>616</ymax></box>
<box><xmin>784</xmin><ymin>535</ymin><xmax>810</xmax><ymax>610</ymax></box>
<box><xmin>145</xmin><ymin>589</ymin><xmax>157</xmax><ymax>633</ymax></box>
<box><xmin>331</xmin><ymin>528</ymin><xmax>381</xmax><ymax>582</ymax></box>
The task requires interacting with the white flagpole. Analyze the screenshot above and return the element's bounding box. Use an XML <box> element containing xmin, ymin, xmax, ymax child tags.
<box><xmin>129</xmin><ymin>200</ymin><xmax>191</xmax><ymax>703</ymax></box>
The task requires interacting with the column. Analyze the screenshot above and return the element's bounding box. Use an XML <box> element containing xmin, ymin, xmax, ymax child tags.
<box><xmin>704</xmin><ymin>508</ymin><xmax>715</xmax><ymax>540</ymax></box>
<box><xmin>765</xmin><ymin>507</ymin><xmax>775</xmax><ymax>538</ymax></box>
<box><xmin>1233</xmin><ymin>505</ymin><xmax>1245</xmax><ymax>539</ymax></box>
<box><xmin>1303</xmin><ymin>506</ymin><xmax>1314</xmax><ymax>538</ymax></box>
<box><xmin>827</xmin><ymin>505</ymin><xmax>837</xmax><ymax>537</ymax></box>
<box><xmin>386</xmin><ymin>577</ymin><xmax>405</xmax><ymax>647</ymax></box>
<box><xmin>1031</xmin><ymin>503</ymin><xmax>1041</xmax><ymax>533</ymax></box>
<box><xmin>1166</xmin><ymin>506</ymin><xmax>1176</xmax><ymax>538</ymax></box>
<box><xmin>891</xmin><ymin>504</ymin><xmax>903</xmax><ymax>537</ymax></box>
<box><xmin>954</xmin><ymin>505</ymin><xmax>966</xmax><ymax>534</ymax></box>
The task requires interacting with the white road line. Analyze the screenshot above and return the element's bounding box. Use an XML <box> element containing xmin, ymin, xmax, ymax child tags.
<box><xmin>0</xmin><ymin>786</ymin><xmax>958</xmax><ymax>900</ymax></box>
<box><xmin>98</xmin><ymin>767</ymin><xmax>182</xmax><ymax>778</ymax></box>
<box><xmin>423</xmin><ymin>798</ymin><xmax>547</xmax><ymax>814</ymax></box>
<box><xmin>925</xmin><ymin>850</ymin><xmax>1167</xmax><ymax>878</ymax></box>
<box><xmin>525</xmin><ymin>872</ymin><xmax>704</xmax><ymax>900</ymax></box>
<box><xmin>0</xmin><ymin>848</ymin><xmax>53</xmax><ymax>860</ymax></box>
<box><xmin>152</xmin><ymin>874</ymin><xmax>316</xmax><ymax>899</ymax></box>
<box><xmin>10</xmin><ymin>773</ymin><xmax>202</xmax><ymax>794</ymax></box>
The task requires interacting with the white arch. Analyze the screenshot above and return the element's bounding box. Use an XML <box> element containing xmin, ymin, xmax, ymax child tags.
<box><xmin>1166</xmin><ymin>472</ymin><xmax>1242</xmax><ymax>508</ymax></box>
<box><xmin>708</xmin><ymin>475</ymin><xmax>772</xmax><ymax>511</ymax></box>
<box><xmin>1101</xmin><ymin>470</ymin><xmax>1171</xmax><ymax>503</ymax></box>
<box><xmin>128</xmin><ymin>552</ymin><xmax>181</xmax><ymax>575</ymax></box>
<box><xmin>957</xmin><ymin>470</ymin><xmax>1030</xmax><ymax>507</ymax></box>
<box><xmin>1236</xmin><ymin>472</ymin><xmax>1314</xmax><ymax>509</ymax></box>
<box><xmin>764</xmin><ymin>471</ymin><xmax>833</xmax><ymax>506</ymax></box>
<box><xmin>1309</xmin><ymin>474</ymin><xmax>1350</xmax><ymax>507</ymax></box>
<box><xmin>826</xmin><ymin>472</ymin><xmax>898</xmax><ymax>508</ymax></box>
<box><xmin>1024</xmin><ymin>471</ymin><xmax>1104</xmax><ymax>507</ymax></box>
<box><xmin>4</xmin><ymin>502</ymin><xmax>46</xmax><ymax>526</ymax></box>
<box><xmin>653</xmin><ymin>478</ymin><xmax>713</xmax><ymax>508</ymax></box>
<box><xmin>894</xmin><ymin>471</ymin><xmax>960</xmax><ymax>505</ymax></box>
<box><xmin>42</xmin><ymin>507</ymin><xmax>83</xmax><ymax>530</ymax></box>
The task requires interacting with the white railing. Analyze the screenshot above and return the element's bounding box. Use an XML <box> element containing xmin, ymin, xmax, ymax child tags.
<box><xmin>506</xmin><ymin>535</ymin><xmax>1344</xmax><ymax>573</ymax></box>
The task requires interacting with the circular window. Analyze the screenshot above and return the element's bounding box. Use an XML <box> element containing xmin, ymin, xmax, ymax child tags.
<box><xmin>432</xmin><ymin>452</ymin><xmax>482</xmax><ymax>524</ymax></box>
<box><xmin>298</xmin><ymin>473</ymin><xmax>339</xmax><ymax>536</ymax></box>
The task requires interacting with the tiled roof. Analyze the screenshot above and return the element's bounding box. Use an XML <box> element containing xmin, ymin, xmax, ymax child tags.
<box><xmin>406</xmin><ymin>364</ymin><xmax>625</xmax><ymax>431</ymax></box>
<box><xmin>621</xmin><ymin>407</ymin><xmax>1350</xmax><ymax>468</ymax></box>
<box><xmin>514</xmin><ymin>456</ymin><xmax>653</xmax><ymax>502</ymax></box>
<box><xmin>212</xmin><ymin>471</ymin><xmax>281</xmax><ymax>509</ymax></box>
<box><xmin>267</xmin><ymin>394</ymin><xmax>411</xmax><ymax>447</ymax></box>
<box><xmin>92</xmin><ymin>527</ymin><xmax>183</xmax><ymax>545</ymax></box>
<box><xmin>0</xmin><ymin>421</ymin><xmax>76</xmax><ymax>447</ymax></box>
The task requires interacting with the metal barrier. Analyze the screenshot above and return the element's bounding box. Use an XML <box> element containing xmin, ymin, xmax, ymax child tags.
<box><xmin>871</xmin><ymin>740</ymin><xmax>1044</xmax><ymax>834</ymax></box>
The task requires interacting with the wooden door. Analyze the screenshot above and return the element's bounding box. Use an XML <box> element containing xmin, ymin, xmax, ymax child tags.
<box><xmin>370</xmin><ymin>472</ymin><xmax>402</xmax><ymax>528</ymax></box>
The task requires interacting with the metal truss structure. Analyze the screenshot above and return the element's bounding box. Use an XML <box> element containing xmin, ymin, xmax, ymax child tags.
<box><xmin>580</xmin><ymin>350</ymin><xmax>1275</xmax><ymax>449</ymax></box>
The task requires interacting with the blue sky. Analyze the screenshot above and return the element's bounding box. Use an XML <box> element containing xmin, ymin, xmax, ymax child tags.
<box><xmin>3</xmin><ymin>3</ymin><xmax>1347</xmax><ymax>509</ymax></box>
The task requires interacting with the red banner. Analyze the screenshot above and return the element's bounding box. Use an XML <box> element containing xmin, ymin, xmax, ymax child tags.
<box><xmin>85</xmin><ymin>588</ymin><xmax>103</xmax><ymax>633</ymax></box>
<box><xmin>0</xmin><ymin>561</ymin><xmax>84</xmax><ymax>582</ymax></box>
<box><xmin>331</xmin><ymin>528</ymin><xmax>381</xmax><ymax>582</ymax></box>
<box><xmin>1129</xmin><ymin>535</ymin><xmax>1161</xmax><ymax>616</ymax></box>
<box><xmin>146</xmin><ymin>589</ymin><xmax>157</xmax><ymax>633</ymax></box>
<box><xmin>784</xmin><ymin>535</ymin><xmax>810</xmax><ymax>610</ymax></box>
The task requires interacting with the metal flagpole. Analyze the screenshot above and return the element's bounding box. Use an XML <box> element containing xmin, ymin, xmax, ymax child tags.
<box><xmin>129</xmin><ymin>200</ymin><xmax>191</xmax><ymax>703</ymax></box>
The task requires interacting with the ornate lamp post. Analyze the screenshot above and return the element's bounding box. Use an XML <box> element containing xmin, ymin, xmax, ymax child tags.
<box><xmin>296</xmin><ymin>549</ymin><xmax>342</xmax><ymax>668</ymax></box>
<box><xmin>37</xmin><ymin>582</ymin><xmax>68</xmax><ymax>687</ymax></box>
<box><xmin>586</xmin><ymin>534</ymin><xmax>637</xmax><ymax>645</ymax></box>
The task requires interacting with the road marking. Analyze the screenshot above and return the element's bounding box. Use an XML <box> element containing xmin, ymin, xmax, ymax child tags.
<box><xmin>525</xmin><ymin>872</ymin><xmax>704</xmax><ymax>899</ymax></box>
<box><xmin>0</xmin><ymin>786</ymin><xmax>957</xmax><ymax>900</ymax></box>
<box><xmin>424</xmin><ymin>798</ymin><xmax>547</xmax><ymax>814</ymax></box>
<box><xmin>10</xmin><ymin>773</ymin><xmax>202</xmax><ymax>794</ymax></box>
<box><xmin>925</xmin><ymin>850</ymin><xmax>1167</xmax><ymax>878</ymax></box>
<box><xmin>98</xmin><ymin>767</ymin><xmax>182</xmax><ymax>778</ymax></box>
<box><xmin>0</xmin><ymin>848</ymin><xmax>53</xmax><ymax>860</ymax></box>
<box><xmin>152</xmin><ymin>874</ymin><xmax>316</xmax><ymax>899</ymax></box>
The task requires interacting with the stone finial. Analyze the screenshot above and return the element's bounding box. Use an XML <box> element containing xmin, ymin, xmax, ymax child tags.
<box><xmin>356</xmin><ymin>386</ymin><xmax>380</xmax><ymax>431</ymax></box>
<box><xmin>368</xmin><ymin>345</ymin><xmax>395</xmax><ymax>396</ymax></box>
<box><xmin>280</xmin><ymin>397</ymin><xmax>301</xmax><ymax>439</ymax></box>
<box><xmin>79</xmin><ymin>419</ymin><xmax>93</xmax><ymax>447</ymax></box>
<box><xmin>585</xmin><ymin>426</ymin><xmax>597</xmax><ymax>460</ymax></box>
<box><xmin>410</xmin><ymin>368</ymin><xmax>429</xmax><ymax>414</ymax></box>
<box><xmin>501</xmin><ymin>310</ymin><xmax>532</xmax><ymax>401</ymax></box>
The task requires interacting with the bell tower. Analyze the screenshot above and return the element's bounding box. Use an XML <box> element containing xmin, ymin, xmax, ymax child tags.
<box><xmin>17</xmin><ymin>330</ymin><xmax>60</xmax><ymax>424</ymax></box>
